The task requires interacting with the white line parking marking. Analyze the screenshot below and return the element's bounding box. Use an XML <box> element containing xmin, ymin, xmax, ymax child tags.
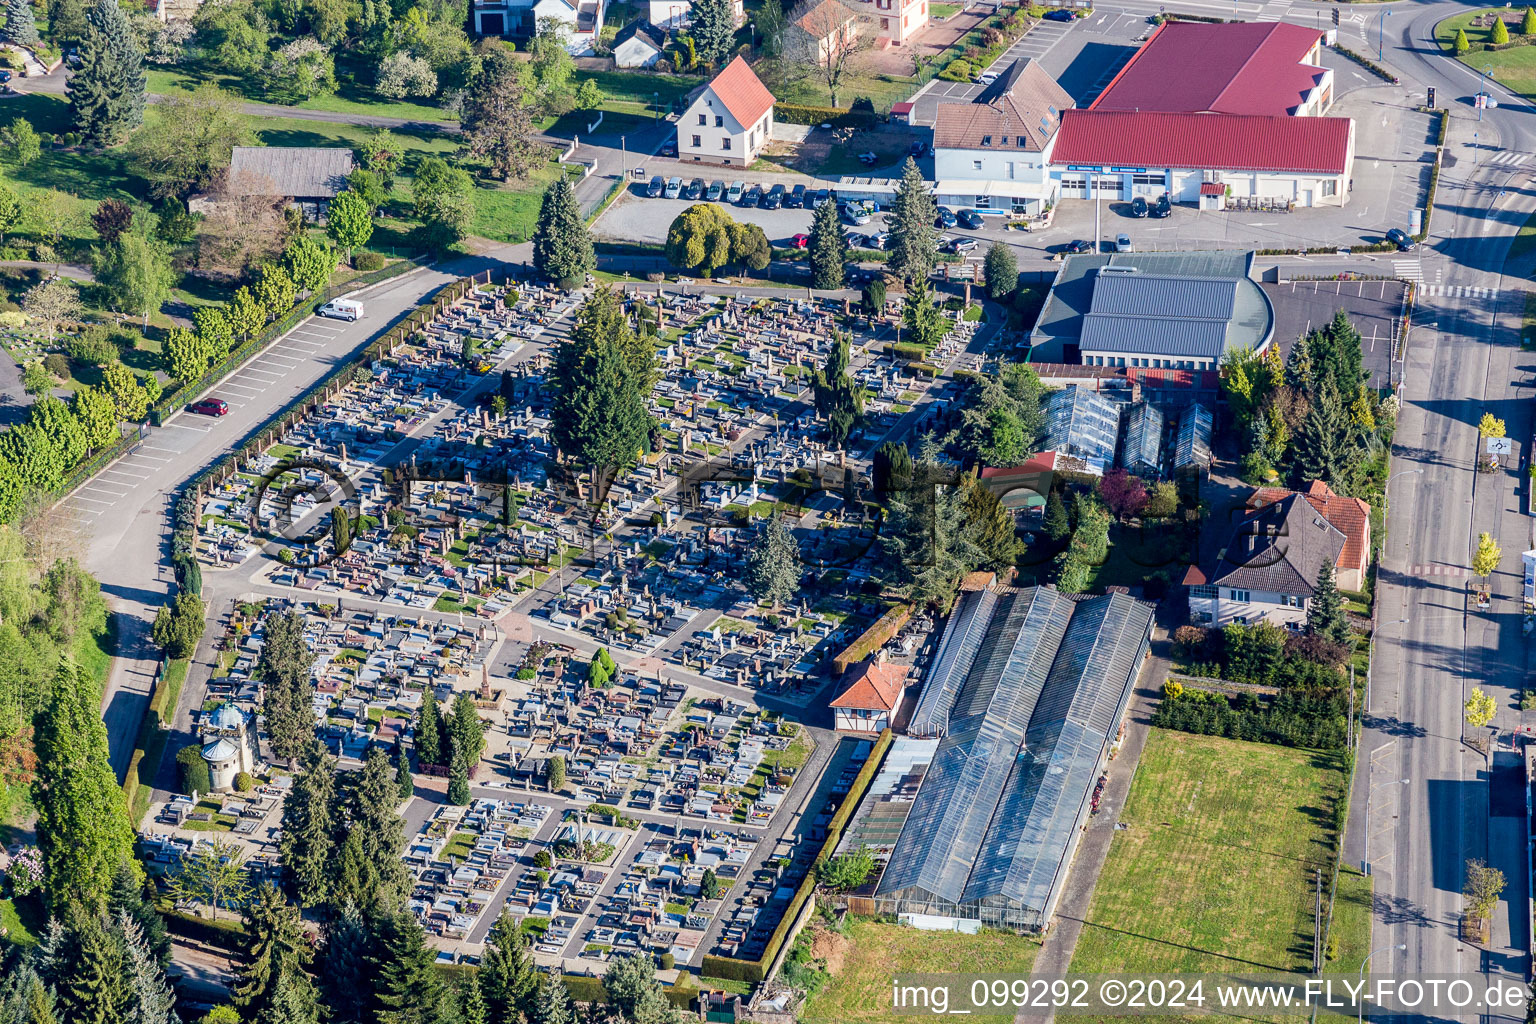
<box><xmin>237</xmin><ymin>368</ymin><xmax>285</xmax><ymax>381</ymax></box>
<box><xmin>162</xmin><ymin>421</ymin><xmax>213</xmax><ymax>433</ymax></box>
<box><xmin>219</xmin><ymin>383</ymin><xmax>264</xmax><ymax>395</ymax></box>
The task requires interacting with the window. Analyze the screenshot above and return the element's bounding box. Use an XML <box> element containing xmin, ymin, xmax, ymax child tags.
<box><xmin>981</xmin><ymin>135</ymin><xmax>992</xmax><ymax>146</ymax></box>
<box><xmin>973</xmin><ymin>196</ymin><xmax>990</xmax><ymax>208</ymax></box>
<box><xmin>881</xmin><ymin>16</ymin><xmax>889</xmax><ymax>28</ymax></box>
<box><xmin>1191</xmin><ymin>585</ymin><xmax>1218</xmax><ymax>599</ymax></box>
<box><xmin>692</xmin><ymin>135</ymin><xmax>701</xmax><ymax>147</ymax></box>
<box><xmin>715</xmin><ymin>115</ymin><xmax>724</xmax><ymax>127</ymax></box>
<box><xmin>722</xmin><ymin>137</ymin><xmax>731</xmax><ymax>150</ymax></box>
<box><xmin>972</xmin><ymin>160</ymin><xmax>983</xmax><ymax>170</ymax></box>
<box><xmin>1017</xmin><ymin>137</ymin><xmax>1027</xmax><ymax>147</ymax></box>
<box><xmin>698</xmin><ymin>114</ymin><xmax>707</xmax><ymax>125</ymax></box>
<box><xmin>1322</xmin><ymin>179</ymin><xmax>1337</xmax><ymax>197</ymax></box>
<box><xmin>1227</xmin><ymin>589</ymin><xmax>1251</xmax><ymax>603</ymax></box>
<box><xmin>1281</xmin><ymin>594</ymin><xmax>1303</xmax><ymax>608</ymax></box>
<box><xmin>1132</xmin><ymin>173</ymin><xmax>1165</xmax><ymax>186</ymax></box>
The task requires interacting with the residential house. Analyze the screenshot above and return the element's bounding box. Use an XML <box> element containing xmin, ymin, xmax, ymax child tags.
<box><xmin>872</xmin><ymin>0</ymin><xmax>926</xmax><ymax>45</ymax></box>
<box><xmin>678</xmin><ymin>56</ymin><xmax>775</xmax><ymax>167</ymax></box>
<box><xmin>829</xmin><ymin>654</ymin><xmax>908</xmax><ymax>733</ymax></box>
<box><xmin>786</xmin><ymin>0</ymin><xmax>861</xmax><ymax>66</ymax></box>
<box><xmin>192</xmin><ymin>146</ymin><xmax>355</xmax><ymax>222</ymax></box>
<box><xmin>932</xmin><ymin>59</ymin><xmax>1073</xmax><ymax>216</ymax></box>
<box><xmin>614</xmin><ymin>21</ymin><xmax>666</xmax><ymax>67</ymax></box>
<box><xmin>472</xmin><ymin>0</ymin><xmax>607</xmax><ymax>53</ymax></box>
<box><xmin>1183</xmin><ymin>490</ymin><xmax>1346</xmax><ymax>628</ymax></box>
<box><xmin>1248</xmin><ymin>479</ymin><xmax>1372</xmax><ymax>591</ymax></box>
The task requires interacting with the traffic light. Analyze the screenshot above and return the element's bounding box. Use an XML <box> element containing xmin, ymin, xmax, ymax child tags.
<box><xmin>1427</xmin><ymin>86</ymin><xmax>1436</xmax><ymax>107</ymax></box>
<box><xmin>1331</xmin><ymin>7</ymin><xmax>1339</xmax><ymax>26</ymax></box>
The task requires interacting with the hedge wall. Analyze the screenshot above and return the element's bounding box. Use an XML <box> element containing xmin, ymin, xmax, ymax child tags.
<box><xmin>832</xmin><ymin>605</ymin><xmax>911</xmax><ymax>675</ymax></box>
<box><xmin>700</xmin><ymin>729</ymin><xmax>896</xmax><ymax>983</ymax></box>
<box><xmin>774</xmin><ymin>103</ymin><xmax>883</xmax><ymax>128</ymax></box>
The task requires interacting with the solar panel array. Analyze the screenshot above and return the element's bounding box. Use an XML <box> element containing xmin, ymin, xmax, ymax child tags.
<box><xmin>875</xmin><ymin>588</ymin><xmax>1154</xmax><ymax>928</ymax></box>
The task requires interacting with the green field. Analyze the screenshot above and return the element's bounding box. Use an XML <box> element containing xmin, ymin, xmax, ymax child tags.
<box><xmin>801</xmin><ymin>918</ymin><xmax>1040</xmax><ymax>1024</ymax></box>
<box><xmin>144</xmin><ymin>66</ymin><xmax>457</xmax><ymax>123</ymax></box>
<box><xmin>1435</xmin><ymin>10</ymin><xmax>1536</xmax><ymax>98</ymax></box>
<box><xmin>1069</xmin><ymin>729</ymin><xmax>1351</xmax><ymax>975</ymax></box>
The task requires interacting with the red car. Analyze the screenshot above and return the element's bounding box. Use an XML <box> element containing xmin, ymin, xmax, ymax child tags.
<box><xmin>189</xmin><ymin>398</ymin><xmax>229</xmax><ymax>417</ymax></box>
<box><xmin>792</xmin><ymin>233</ymin><xmax>810</xmax><ymax>249</ymax></box>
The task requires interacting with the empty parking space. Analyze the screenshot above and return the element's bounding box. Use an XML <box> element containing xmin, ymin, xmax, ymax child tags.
<box><xmin>1263</xmin><ymin>277</ymin><xmax>1408</xmax><ymax>390</ymax></box>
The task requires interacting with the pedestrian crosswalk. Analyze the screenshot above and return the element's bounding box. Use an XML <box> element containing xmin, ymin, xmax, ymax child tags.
<box><xmin>1409</xmin><ymin>564</ymin><xmax>1466</xmax><ymax>577</ymax></box>
<box><xmin>1419</xmin><ymin>284</ymin><xmax>1498</xmax><ymax>298</ymax></box>
<box><xmin>1393</xmin><ymin>260</ymin><xmax>1422</xmax><ymax>283</ymax></box>
<box><xmin>1485</xmin><ymin>151</ymin><xmax>1531</xmax><ymax>166</ymax></box>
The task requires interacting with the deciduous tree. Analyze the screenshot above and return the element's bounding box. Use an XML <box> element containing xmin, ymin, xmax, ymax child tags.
<box><xmin>461</xmin><ymin>47</ymin><xmax>538</xmax><ymax>181</ymax></box>
<box><xmin>168</xmin><ymin>837</ymin><xmax>254</xmax><ymax>922</ymax></box>
<box><xmin>23</xmin><ymin>278</ymin><xmax>82</xmax><ymax>342</ymax></box>
<box><xmin>983</xmin><ymin>240</ymin><xmax>1016</xmax><ymax>300</ymax></box>
<box><xmin>326</xmin><ymin>190</ymin><xmax>374</xmax><ymax>261</ymax></box>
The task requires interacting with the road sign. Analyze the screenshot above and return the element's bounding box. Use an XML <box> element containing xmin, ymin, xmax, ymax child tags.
<box><xmin>1487</xmin><ymin>437</ymin><xmax>1513</xmax><ymax>455</ymax></box>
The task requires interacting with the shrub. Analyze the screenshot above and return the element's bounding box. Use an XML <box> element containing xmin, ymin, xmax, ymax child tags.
<box><xmin>177</xmin><ymin>743</ymin><xmax>212</xmax><ymax>795</ymax></box>
<box><xmin>659</xmin><ymin>952</ymin><xmax>675</xmax><ymax>970</ymax></box>
<box><xmin>772</xmin><ymin>102</ymin><xmax>881</xmax><ymax>127</ymax></box>
<box><xmin>353</xmin><ymin>251</ymin><xmax>387</xmax><ymax>271</ymax></box>
<box><xmin>65</xmin><ymin>325</ymin><xmax>120</xmax><ymax>366</ymax></box>
<box><xmin>233</xmin><ymin>771</ymin><xmax>255</xmax><ymax>792</ymax></box>
<box><xmin>939</xmin><ymin>59</ymin><xmax>971</xmax><ymax>81</ymax></box>
<box><xmin>43</xmin><ymin>352</ymin><xmax>70</xmax><ymax>379</ymax></box>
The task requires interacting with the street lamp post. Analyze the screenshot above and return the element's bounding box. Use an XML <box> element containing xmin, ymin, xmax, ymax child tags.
<box><xmin>1358</xmin><ymin>944</ymin><xmax>1406</xmax><ymax>1024</ymax></box>
<box><xmin>1378</xmin><ymin>9</ymin><xmax>1390</xmax><ymax>61</ymax></box>
<box><xmin>1362</xmin><ymin>776</ymin><xmax>1410</xmax><ymax>876</ymax></box>
<box><xmin>654</xmin><ymin>91</ymin><xmax>660</xmax><ymax>121</ymax></box>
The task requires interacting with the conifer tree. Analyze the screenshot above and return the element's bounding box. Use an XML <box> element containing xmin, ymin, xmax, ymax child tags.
<box><xmin>368</xmin><ymin>912</ymin><xmax>445</xmax><ymax>1024</ymax></box>
<box><xmin>258</xmin><ymin>611</ymin><xmax>315</xmax><ymax>765</ymax></box>
<box><xmin>530</xmin><ymin>177</ymin><xmax>594</xmax><ymax>288</ymax></box>
<box><xmin>531</xmin><ymin>975</ymin><xmax>576</xmax><ymax>1024</ymax></box>
<box><xmin>349</xmin><ymin>745</ymin><xmax>411</xmax><ymax>909</ymax></box>
<box><xmin>120</xmin><ymin>912</ymin><xmax>176</xmax><ymax>1024</ymax></box>
<box><xmin>279</xmin><ymin>744</ymin><xmax>336</xmax><ymax>908</ymax></box>
<box><xmin>233</xmin><ymin>884</ymin><xmax>317</xmax><ymax>1022</ymax></box>
<box><xmin>319</xmin><ymin>902</ymin><xmax>372</xmax><ymax>1024</ymax></box>
<box><xmin>447</xmin><ymin>750</ymin><xmax>470</xmax><ymax>806</ymax></box>
<box><xmin>887</xmin><ymin>157</ymin><xmax>936</xmax><ymax>286</ymax></box>
<box><xmin>67</xmin><ymin>0</ymin><xmax>146</xmax><ymax>145</ymax></box>
<box><xmin>807</xmin><ymin>197</ymin><xmax>846</xmax><ymax>291</ymax></box>
<box><xmin>107</xmin><ymin>860</ymin><xmax>170</xmax><ymax>969</ymax></box>
<box><xmin>414</xmin><ymin>693</ymin><xmax>444</xmax><ymax>766</ymax></box>
<box><xmin>1306</xmin><ymin>559</ymin><xmax>1351</xmax><ymax>646</ymax></box>
<box><xmin>690</xmin><ymin>0</ymin><xmax>734</xmax><ymax>67</ymax></box>
<box><xmin>745</xmin><ymin>516</ymin><xmax>800</xmax><ymax>611</ymax></box>
<box><xmin>2</xmin><ymin>0</ymin><xmax>40</xmax><ymax>46</ymax></box>
<box><xmin>479</xmin><ymin>911</ymin><xmax>539</xmax><ymax>1024</ymax></box>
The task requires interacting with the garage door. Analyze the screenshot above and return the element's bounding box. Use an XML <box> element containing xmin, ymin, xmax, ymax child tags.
<box><xmin>1092</xmin><ymin>176</ymin><xmax>1123</xmax><ymax>198</ymax></box>
<box><xmin>1060</xmin><ymin>175</ymin><xmax>1087</xmax><ymax>198</ymax></box>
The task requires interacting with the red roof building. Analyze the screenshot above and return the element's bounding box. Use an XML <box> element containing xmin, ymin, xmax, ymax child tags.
<box><xmin>678</xmin><ymin>56</ymin><xmax>776</xmax><ymax>167</ymax></box>
<box><xmin>1052</xmin><ymin>110</ymin><xmax>1353</xmax><ymax>175</ymax></box>
<box><xmin>830</xmin><ymin>657</ymin><xmax>908</xmax><ymax>733</ymax></box>
<box><xmin>1091</xmin><ymin>21</ymin><xmax>1333</xmax><ymax>117</ymax></box>
<box><xmin>1248</xmin><ymin>479</ymin><xmax>1372</xmax><ymax>591</ymax></box>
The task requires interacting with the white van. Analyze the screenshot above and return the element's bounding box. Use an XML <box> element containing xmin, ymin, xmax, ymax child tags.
<box><xmin>318</xmin><ymin>298</ymin><xmax>364</xmax><ymax>322</ymax></box>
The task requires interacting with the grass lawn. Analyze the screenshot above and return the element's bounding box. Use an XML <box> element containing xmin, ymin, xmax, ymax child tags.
<box><xmin>0</xmin><ymin>895</ymin><xmax>43</xmax><ymax>948</ymax></box>
<box><xmin>1510</xmin><ymin>207</ymin><xmax>1536</xmax><ymax>269</ymax></box>
<box><xmin>1329</xmin><ymin>866</ymin><xmax>1373</xmax><ymax>972</ymax></box>
<box><xmin>144</xmin><ymin>66</ymin><xmax>457</xmax><ymax>123</ymax></box>
<box><xmin>1434</xmin><ymin>10</ymin><xmax>1536</xmax><ymax>97</ymax></box>
<box><xmin>442</xmin><ymin>830</ymin><xmax>477</xmax><ymax>861</ymax></box>
<box><xmin>762</xmin><ymin>729</ymin><xmax>812</xmax><ymax>772</ymax></box>
<box><xmin>929</xmin><ymin>1</ymin><xmax>961</xmax><ymax>16</ymax></box>
<box><xmin>801</xmin><ymin>918</ymin><xmax>1040</xmax><ymax>1024</ymax></box>
<box><xmin>433</xmin><ymin>594</ymin><xmax>482</xmax><ymax>614</ymax></box>
<box><xmin>1069</xmin><ymin>729</ymin><xmax>1349</xmax><ymax>975</ymax></box>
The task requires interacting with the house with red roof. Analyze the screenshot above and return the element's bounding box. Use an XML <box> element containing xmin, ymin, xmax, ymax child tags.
<box><xmin>1045</xmin><ymin>21</ymin><xmax>1353</xmax><ymax>209</ymax></box>
<box><xmin>829</xmin><ymin>654</ymin><xmax>908</xmax><ymax>733</ymax></box>
<box><xmin>678</xmin><ymin>56</ymin><xmax>776</xmax><ymax>167</ymax></box>
<box><xmin>1248</xmin><ymin>479</ymin><xmax>1372</xmax><ymax>591</ymax></box>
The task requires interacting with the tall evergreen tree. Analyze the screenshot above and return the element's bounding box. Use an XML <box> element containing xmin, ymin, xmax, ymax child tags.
<box><xmin>459</xmin><ymin>974</ymin><xmax>488</xmax><ymax>1024</ymax></box>
<box><xmin>107</xmin><ymin>860</ymin><xmax>170</xmax><ymax>969</ymax></box>
<box><xmin>450</xmin><ymin>691</ymin><xmax>485</xmax><ymax>766</ymax></box>
<box><xmin>886</xmin><ymin>157</ymin><xmax>936</xmax><ymax>286</ymax></box>
<box><xmin>812</xmin><ymin>330</ymin><xmax>863</xmax><ymax>446</ymax></box>
<box><xmin>447</xmin><ymin>750</ymin><xmax>470</xmax><ymax>806</ymax></box>
<box><xmin>44</xmin><ymin>904</ymin><xmax>127</xmax><ymax>1024</ymax></box>
<box><xmin>318</xmin><ymin>902</ymin><xmax>372</xmax><ymax>1024</ymax></box>
<box><xmin>548</xmin><ymin>288</ymin><xmax>656</xmax><ymax>479</ymax></box>
<box><xmin>745</xmin><ymin>516</ymin><xmax>800</xmax><ymax>610</ymax></box>
<box><xmin>368</xmin><ymin>912</ymin><xmax>446</xmax><ymax>1024</ymax></box>
<box><xmin>67</xmin><ymin>0</ymin><xmax>146</xmax><ymax>145</ymax></box>
<box><xmin>348</xmin><ymin>745</ymin><xmax>411</xmax><ymax>909</ymax></box>
<box><xmin>2</xmin><ymin>0</ymin><xmax>40</xmax><ymax>45</ymax></box>
<box><xmin>479</xmin><ymin>911</ymin><xmax>539</xmax><ymax>1024</ymax></box>
<box><xmin>258</xmin><ymin>611</ymin><xmax>315</xmax><ymax>764</ymax></box>
<box><xmin>119</xmin><ymin>912</ymin><xmax>176</xmax><ymax>1024</ymax></box>
<box><xmin>393</xmin><ymin>740</ymin><xmax>414</xmax><ymax>801</ymax></box>
<box><xmin>530</xmin><ymin>177</ymin><xmax>594</xmax><ymax>288</ymax></box>
<box><xmin>0</xmin><ymin>963</ymin><xmax>58</xmax><ymax>1024</ymax></box>
<box><xmin>807</xmin><ymin>197</ymin><xmax>846</xmax><ymax>290</ymax></box>
<box><xmin>1290</xmin><ymin>377</ymin><xmax>1359</xmax><ymax>489</ymax></box>
<box><xmin>603</xmin><ymin>953</ymin><xmax>681</xmax><ymax>1024</ymax></box>
<box><xmin>414</xmin><ymin>693</ymin><xmax>444</xmax><ymax>766</ymax></box>
<box><xmin>690</xmin><ymin>0</ymin><xmax>735</xmax><ymax>67</ymax></box>
<box><xmin>531</xmin><ymin>975</ymin><xmax>576</xmax><ymax>1024</ymax></box>
<box><xmin>233</xmin><ymin>884</ymin><xmax>317</xmax><ymax>1023</ymax></box>
<box><xmin>1306</xmin><ymin>559</ymin><xmax>1351</xmax><ymax>646</ymax></box>
<box><xmin>32</xmin><ymin>661</ymin><xmax>140</xmax><ymax>911</ymax></box>
<box><xmin>279</xmin><ymin>743</ymin><xmax>336</xmax><ymax>908</ymax></box>
<box><xmin>255</xmin><ymin>970</ymin><xmax>322</xmax><ymax>1024</ymax></box>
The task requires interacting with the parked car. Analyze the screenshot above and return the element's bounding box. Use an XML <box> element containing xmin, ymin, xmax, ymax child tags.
<box><xmin>935</xmin><ymin>206</ymin><xmax>957</xmax><ymax>228</ymax></box>
<box><xmin>975</xmin><ymin>71</ymin><xmax>999</xmax><ymax>85</ymax></box>
<box><xmin>706</xmin><ymin>180</ymin><xmax>725</xmax><ymax>201</ymax></box>
<box><xmin>189</xmin><ymin>398</ymin><xmax>229</xmax><ymax>417</ymax></box>
<box><xmin>684</xmin><ymin>177</ymin><xmax>705</xmax><ymax>200</ymax></box>
<box><xmin>740</xmin><ymin>184</ymin><xmax>761</xmax><ymax>207</ymax></box>
<box><xmin>1153</xmin><ymin>194</ymin><xmax>1172</xmax><ymax>218</ymax></box>
<box><xmin>947</xmin><ymin>237</ymin><xmax>979</xmax><ymax>254</ymax></box>
<box><xmin>788</xmin><ymin>184</ymin><xmax>807</xmax><ymax>208</ymax></box>
<box><xmin>661</xmin><ymin>139</ymin><xmax>678</xmax><ymax>157</ymax></box>
<box><xmin>810</xmin><ymin>188</ymin><xmax>831</xmax><ymax>209</ymax></box>
<box><xmin>1130</xmin><ymin>196</ymin><xmax>1149</xmax><ymax>218</ymax></box>
<box><xmin>1386</xmin><ymin>227</ymin><xmax>1414</xmax><ymax>251</ymax></box>
<box><xmin>319</xmin><ymin>299</ymin><xmax>364</xmax><ymax>321</ymax></box>
<box><xmin>842</xmin><ymin>202</ymin><xmax>872</xmax><ymax>225</ymax></box>
<box><xmin>957</xmin><ymin>208</ymin><xmax>984</xmax><ymax>230</ymax></box>
<box><xmin>664</xmin><ymin>176</ymin><xmax>683</xmax><ymax>199</ymax></box>
<box><xmin>1064</xmin><ymin>239</ymin><xmax>1095</xmax><ymax>255</ymax></box>
<box><xmin>1115</xmin><ymin>233</ymin><xmax>1133</xmax><ymax>252</ymax></box>
<box><xmin>0</xmin><ymin>70</ymin><xmax>11</xmax><ymax>84</ymax></box>
<box><xmin>869</xmin><ymin>231</ymin><xmax>890</xmax><ymax>250</ymax></box>
<box><xmin>727</xmin><ymin>181</ymin><xmax>745</xmax><ymax>203</ymax></box>
<box><xmin>846</xmin><ymin>232</ymin><xmax>868</xmax><ymax>249</ymax></box>
<box><xmin>791</xmin><ymin>233</ymin><xmax>810</xmax><ymax>249</ymax></box>
<box><xmin>764</xmin><ymin>183</ymin><xmax>786</xmax><ymax>209</ymax></box>
<box><xmin>908</xmin><ymin>140</ymin><xmax>930</xmax><ymax>157</ymax></box>
<box><xmin>647</xmin><ymin>175</ymin><xmax>666</xmax><ymax>198</ymax></box>
<box><xmin>1043</xmin><ymin>7</ymin><xmax>1074</xmax><ymax>20</ymax></box>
